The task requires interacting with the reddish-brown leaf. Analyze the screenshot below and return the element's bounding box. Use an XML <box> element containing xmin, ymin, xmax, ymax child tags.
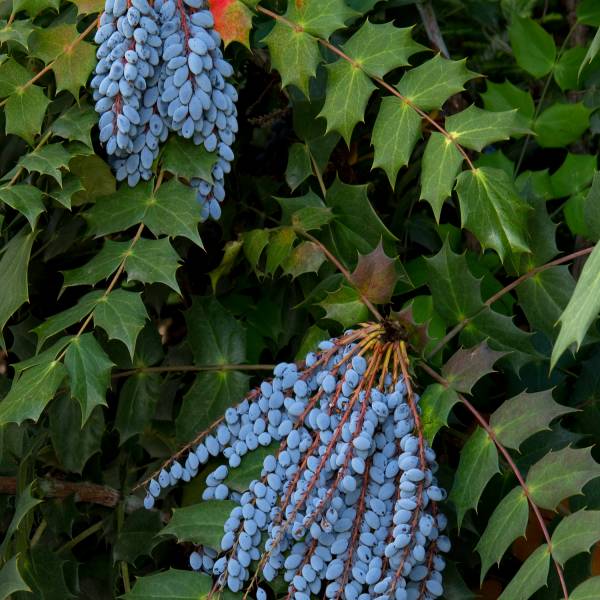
<box><xmin>350</xmin><ymin>241</ymin><xmax>398</xmax><ymax>305</ymax></box>
<box><xmin>209</xmin><ymin>0</ymin><xmax>253</xmax><ymax>48</ymax></box>
<box><xmin>389</xmin><ymin>305</ymin><xmax>431</xmax><ymax>354</ymax></box>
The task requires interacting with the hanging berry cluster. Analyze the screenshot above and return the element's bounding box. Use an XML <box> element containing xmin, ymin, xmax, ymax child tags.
<box><xmin>92</xmin><ymin>0</ymin><xmax>238</xmax><ymax>220</ymax></box>
<box><xmin>143</xmin><ymin>323</ymin><xmax>450</xmax><ymax>600</ymax></box>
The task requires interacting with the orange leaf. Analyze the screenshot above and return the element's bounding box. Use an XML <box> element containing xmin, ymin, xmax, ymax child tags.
<box><xmin>209</xmin><ymin>0</ymin><xmax>253</xmax><ymax>48</ymax></box>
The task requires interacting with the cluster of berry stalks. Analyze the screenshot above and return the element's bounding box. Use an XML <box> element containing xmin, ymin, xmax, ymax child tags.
<box><xmin>143</xmin><ymin>323</ymin><xmax>449</xmax><ymax>600</ymax></box>
<box><xmin>92</xmin><ymin>0</ymin><xmax>237</xmax><ymax>221</ymax></box>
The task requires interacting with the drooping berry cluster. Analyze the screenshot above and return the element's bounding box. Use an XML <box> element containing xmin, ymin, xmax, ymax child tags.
<box><xmin>143</xmin><ymin>324</ymin><xmax>449</xmax><ymax>600</ymax></box>
<box><xmin>92</xmin><ymin>0</ymin><xmax>238</xmax><ymax>220</ymax></box>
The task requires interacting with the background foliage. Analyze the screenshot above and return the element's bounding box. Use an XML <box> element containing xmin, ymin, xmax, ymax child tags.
<box><xmin>1</xmin><ymin>0</ymin><xmax>600</xmax><ymax>598</ymax></box>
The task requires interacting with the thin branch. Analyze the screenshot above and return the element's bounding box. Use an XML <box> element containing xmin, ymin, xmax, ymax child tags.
<box><xmin>255</xmin><ymin>6</ymin><xmax>476</xmax><ymax>171</ymax></box>
<box><xmin>427</xmin><ymin>245</ymin><xmax>595</xmax><ymax>358</ymax></box>
<box><xmin>112</xmin><ymin>363</ymin><xmax>277</xmax><ymax>379</ymax></box>
<box><xmin>416</xmin><ymin>1</ymin><xmax>450</xmax><ymax>58</ymax></box>
<box><xmin>418</xmin><ymin>362</ymin><xmax>569</xmax><ymax>600</ymax></box>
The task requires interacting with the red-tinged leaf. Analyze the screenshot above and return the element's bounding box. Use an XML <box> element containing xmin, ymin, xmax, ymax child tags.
<box><xmin>350</xmin><ymin>241</ymin><xmax>398</xmax><ymax>305</ymax></box>
<box><xmin>389</xmin><ymin>304</ymin><xmax>431</xmax><ymax>355</ymax></box>
<box><xmin>209</xmin><ymin>0</ymin><xmax>253</xmax><ymax>48</ymax></box>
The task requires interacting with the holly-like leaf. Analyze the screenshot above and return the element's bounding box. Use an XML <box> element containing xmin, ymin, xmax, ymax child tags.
<box><xmin>160</xmin><ymin>500</ymin><xmax>237</xmax><ymax>549</ymax></box>
<box><xmin>284</xmin><ymin>0</ymin><xmax>357</xmax><ymax>39</ymax></box>
<box><xmin>584</xmin><ymin>173</ymin><xmax>600</xmax><ymax>242</ymax></box>
<box><xmin>115</xmin><ymin>373</ymin><xmax>161</xmax><ymax>444</ymax></box>
<box><xmin>29</xmin><ymin>23</ymin><xmax>96</xmax><ymax>97</ymax></box>
<box><xmin>318</xmin><ymin>60</ymin><xmax>376</xmax><ymax>144</ymax></box>
<box><xmin>342</xmin><ymin>20</ymin><xmax>426</xmax><ymax>78</ymax></box>
<box><xmin>534</xmin><ymin>102</ymin><xmax>591</xmax><ymax>148</ymax></box>
<box><xmin>551</xmin><ymin>509</ymin><xmax>600</xmax><ymax>565</ymax></box>
<box><xmin>419</xmin><ymin>383</ymin><xmax>460</xmax><ymax>444</ymax></box>
<box><xmin>396</xmin><ymin>55</ymin><xmax>479</xmax><ymax>111</ymax></box>
<box><xmin>0</xmin><ymin>555</ymin><xmax>31</xmax><ymax>598</ymax></box>
<box><xmin>208</xmin><ymin>0</ymin><xmax>252</xmax><ymax>47</ymax></box>
<box><xmin>481</xmin><ymin>79</ymin><xmax>534</xmax><ymax>128</ymax></box>
<box><xmin>420</xmin><ymin>132</ymin><xmax>463</xmax><ymax>221</ymax></box>
<box><xmin>51</xmin><ymin>103</ymin><xmax>97</xmax><ymax>148</ymax></box>
<box><xmin>64</xmin><ymin>333</ymin><xmax>114</xmax><ymax>425</ymax></box>
<box><xmin>552</xmin><ymin>243</ymin><xmax>600</xmax><ymax>368</ymax></box>
<box><xmin>318</xmin><ymin>285</ymin><xmax>370</xmax><ymax>328</ymax></box>
<box><xmin>497</xmin><ymin>544</ymin><xmax>550</xmax><ymax>600</ymax></box>
<box><xmin>490</xmin><ymin>389</ymin><xmax>574</xmax><ymax>450</ymax></box>
<box><xmin>449</xmin><ymin>426</ymin><xmax>499</xmax><ymax>528</ymax></box>
<box><xmin>225</xmin><ymin>441</ymin><xmax>280</xmax><ymax>492</ymax></box>
<box><xmin>123</xmin><ymin>569</ymin><xmax>212</xmax><ymax>600</ymax></box>
<box><xmin>442</xmin><ymin>342</ymin><xmax>506</xmax><ymax>394</ymax></box>
<box><xmin>475</xmin><ymin>486</ymin><xmax>529</xmax><ymax>582</ymax></box>
<box><xmin>18</xmin><ymin>144</ymin><xmax>71</xmax><ymax>186</ymax></box>
<box><xmin>0</xmin><ymin>482</ymin><xmax>42</xmax><ymax>555</ymax></box>
<box><xmin>509</xmin><ymin>17</ymin><xmax>556</xmax><ymax>78</ymax></box>
<box><xmin>61</xmin><ymin>241</ymin><xmax>126</xmax><ymax>290</ymax></box>
<box><xmin>67</xmin><ymin>0</ymin><xmax>104</xmax><ymax>14</ymax></box>
<box><xmin>455</xmin><ymin>166</ymin><xmax>531</xmax><ymax>261</ymax></box>
<box><xmin>350</xmin><ymin>241</ymin><xmax>398</xmax><ymax>305</ymax></box>
<box><xmin>445</xmin><ymin>105</ymin><xmax>528</xmax><ymax>151</ymax></box>
<box><xmin>285</xmin><ymin>143</ymin><xmax>312</xmax><ymax>191</ymax></box>
<box><xmin>0</xmin><ymin>360</ymin><xmax>66</xmax><ymax>425</ymax></box>
<box><xmin>113</xmin><ymin>509</ymin><xmax>162</xmax><ymax>564</ymax></box>
<box><xmin>161</xmin><ymin>136</ymin><xmax>216</xmax><ymax>183</ymax></box>
<box><xmin>210</xmin><ymin>240</ymin><xmax>243</xmax><ymax>290</ymax></box>
<box><xmin>372</xmin><ymin>96</ymin><xmax>422</xmax><ymax>187</ymax></box>
<box><xmin>265</xmin><ymin>227</ymin><xmax>296</xmax><ymax>275</ymax></box>
<box><xmin>291</xmin><ymin>206</ymin><xmax>334</xmax><ymax>232</ymax></box>
<box><xmin>570</xmin><ymin>577</ymin><xmax>600</xmax><ymax>600</ymax></box>
<box><xmin>12</xmin><ymin>0</ymin><xmax>60</xmax><ymax>18</ymax></box>
<box><xmin>526</xmin><ymin>446</ymin><xmax>600</xmax><ymax>510</ymax></box>
<box><xmin>125</xmin><ymin>238</ymin><xmax>182</xmax><ymax>294</ymax></box>
<box><xmin>69</xmin><ymin>155</ymin><xmax>116</xmax><ymax>204</ymax></box>
<box><xmin>282</xmin><ymin>241</ymin><xmax>325</xmax><ymax>279</ymax></box>
<box><xmin>242</xmin><ymin>229</ymin><xmax>270</xmax><ymax>270</ymax></box>
<box><xmin>0</xmin><ymin>19</ymin><xmax>35</xmax><ymax>49</ymax></box>
<box><xmin>0</xmin><ymin>226</ymin><xmax>35</xmax><ymax>349</ymax></box>
<box><xmin>0</xmin><ymin>184</ymin><xmax>43</xmax><ymax>230</ymax></box>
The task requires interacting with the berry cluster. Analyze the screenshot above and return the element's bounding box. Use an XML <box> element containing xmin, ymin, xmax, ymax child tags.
<box><xmin>91</xmin><ymin>0</ymin><xmax>238</xmax><ymax>220</ymax></box>
<box><xmin>144</xmin><ymin>324</ymin><xmax>449</xmax><ymax>600</ymax></box>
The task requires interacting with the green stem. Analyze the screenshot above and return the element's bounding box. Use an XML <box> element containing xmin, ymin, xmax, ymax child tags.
<box><xmin>58</xmin><ymin>519</ymin><xmax>104</xmax><ymax>554</ymax></box>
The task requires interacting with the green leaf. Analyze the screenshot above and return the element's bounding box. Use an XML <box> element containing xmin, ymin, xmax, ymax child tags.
<box><xmin>64</xmin><ymin>333</ymin><xmax>114</xmax><ymax>425</ymax></box>
<box><xmin>419</xmin><ymin>383</ymin><xmax>460</xmax><ymax>444</ymax></box>
<box><xmin>445</xmin><ymin>105</ymin><xmax>528</xmax><ymax>151</ymax></box>
<box><xmin>481</xmin><ymin>79</ymin><xmax>534</xmax><ymax>128</ymax></box>
<box><xmin>115</xmin><ymin>373</ymin><xmax>161</xmax><ymax>444</ymax></box>
<box><xmin>0</xmin><ymin>226</ymin><xmax>34</xmax><ymax>348</ymax></box>
<box><xmin>318</xmin><ymin>60</ymin><xmax>376</xmax><ymax>144</ymax></box>
<box><xmin>578</xmin><ymin>0</ymin><xmax>600</xmax><ymax>25</ymax></box>
<box><xmin>18</xmin><ymin>144</ymin><xmax>71</xmax><ymax>186</ymax></box>
<box><xmin>242</xmin><ymin>229</ymin><xmax>270</xmax><ymax>270</ymax></box>
<box><xmin>161</xmin><ymin>136</ymin><xmax>216</xmax><ymax>183</ymax></box>
<box><xmin>49</xmin><ymin>394</ymin><xmax>104</xmax><ymax>473</ymax></box>
<box><xmin>508</xmin><ymin>17</ymin><xmax>556</xmax><ymax>78</ymax></box>
<box><xmin>490</xmin><ymin>389</ymin><xmax>574</xmax><ymax>450</ymax></box>
<box><xmin>449</xmin><ymin>427</ymin><xmax>499</xmax><ymax>528</ymax></box>
<box><xmin>318</xmin><ymin>285</ymin><xmax>369</xmax><ymax>328</ymax></box>
<box><xmin>281</xmin><ymin>241</ymin><xmax>325</xmax><ymax>279</ymax></box>
<box><xmin>551</xmin><ymin>509</ymin><xmax>600</xmax><ymax>564</ymax></box>
<box><xmin>263</xmin><ymin>23</ymin><xmax>320</xmax><ymax>97</ymax></box>
<box><xmin>0</xmin><ymin>184</ymin><xmax>44</xmax><ymax>229</ymax></box>
<box><xmin>13</xmin><ymin>0</ymin><xmax>60</xmax><ymax>18</ymax></box>
<box><xmin>580</xmin><ymin>28</ymin><xmax>600</xmax><ymax>78</ymax></box>
<box><xmin>291</xmin><ymin>206</ymin><xmax>334</xmax><ymax>232</ymax></box>
<box><xmin>19</xmin><ymin>547</ymin><xmax>75</xmax><ymax>600</ymax></box>
<box><xmin>570</xmin><ymin>577</ymin><xmax>600</xmax><ymax>600</ymax></box>
<box><xmin>123</xmin><ymin>569</ymin><xmax>212</xmax><ymax>600</ymax></box>
<box><xmin>285</xmin><ymin>143</ymin><xmax>312</xmax><ymax>191</ymax></box>
<box><xmin>350</xmin><ymin>241</ymin><xmax>398</xmax><ymax>305</ymax></box>
<box><xmin>113</xmin><ymin>509</ymin><xmax>162</xmax><ymax>564</ymax></box>
<box><xmin>526</xmin><ymin>446</ymin><xmax>600</xmax><ymax>510</ymax></box>
<box><xmin>160</xmin><ymin>500</ymin><xmax>237</xmax><ymax>549</ymax></box>
<box><xmin>550</xmin><ymin>153</ymin><xmax>597</xmax><ymax>198</ymax></box>
<box><xmin>0</xmin><ymin>19</ymin><xmax>35</xmax><ymax>50</ymax></box>
<box><xmin>342</xmin><ymin>20</ymin><xmax>426</xmax><ymax>77</ymax></box>
<box><xmin>372</xmin><ymin>96</ymin><xmax>422</xmax><ymax>187</ymax></box>
<box><xmin>0</xmin><ymin>555</ymin><xmax>31</xmax><ymax>598</ymax></box>
<box><xmin>584</xmin><ymin>173</ymin><xmax>600</xmax><ymax>242</ymax></box>
<box><xmin>284</xmin><ymin>0</ymin><xmax>357</xmax><ymax>39</ymax></box>
<box><xmin>126</xmin><ymin>238</ymin><xmax>181</xmax><ymax>294</ymax></box>
<box><xmin>475</xmin><ymin>487</ymin><xmax>528</xmax><ymax>582</ymax></box>
<box><xmin>554</xmin><ymin>46</ymin><xmax>587</xmax><ymax>90</ymax></box>
<box><xmin>265</xmin><ymin>227</ymin><xmax>297</xmax><ymax>275</ymax></box>
<box><xmin>442</xmin><ymin>342</ymin><xmax>506</xmax><ymax>394</ymax></box>
<box><xmin>420</xmin><ymin>132</ymin><xmax>463</xmax><ymax>221</ymax></box>
<box><xmin>497</xmin><ymin>544</ymin><xmax>550</xmax><ymax>600</ymax></box>
<box><xmin>455</xmin><ymin>167</ymin><xmax>531</xmax><ymax>260</ymax></box>
<box><xmin>61</xmin><ymin>241</ymin><xmax>126</xmax><ymax>290</ymax></box>
<box><xmin>552</xmin><ymin>243</ymin><xmax>600</xmax><ymax>367</ymax></box>
<box><xmin>534</xmin><ymin>102</ymin><xmax>591</xmax><ymax>148</ymax></box>
<box><xmin>225</xmin><ymin>442</ymin><xmax>279</xmax><ymax>492</ymax></box>
<box><xmin>69</xmin><ymin>155</ymin><xmax>116</xmax><ymax>204</ymax></box>
<box><xmin>0</xmin><ymin>482</ymin><xmax>42</xmax><ymax>555</ymax></box>
<box><xmin>94</xmin><ymin>290</ymin><xmax>148</xmax><ymax>358</ymax></box>
<box><xmin>210</xmin><ymin>240</ymin><xmax>243</xmax><ymax>290</ymax></box>
<box><xmin>396</xmin><ymin>55</ymin><xmax>479</xmax><ymax>111</ymax></box>
<box><xmin>51</xmin><ymin>103</ymin><xmax>97</xmax><ymax>148</ymax></box>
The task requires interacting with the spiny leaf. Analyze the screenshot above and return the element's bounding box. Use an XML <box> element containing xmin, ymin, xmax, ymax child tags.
<box><xmin>208</xmin><ymin>0</ymin><xmax>252</xmax><ymax>48</ymax></box>
<box><xmin>508</xmin><ymin>17</ymin><xmax>556</xmax><ymax>78</ymax></box>
<box><xmin>442</xmin><ymin>342</ymin><xmax>507</xmax><ymax>394</ymax></box>
<box><xmin>490</xmin><ymin>389</ymin><xmax>575</xmax><ymax>450</ymax></box>
<box><xmin>0</xmin><ymin>482</ymin><xmax>42</xmax><ymax>555</ymax></box>
<box><xmin>318</xmin><ymin>60</ymin><xmax>376</xmax><ymax>144</ymax></box>
<box><xmin>113</xmin><ymin>509</ymin><xmax>162</xmax><ymax>564</ymax></box>
<box><xmin>445</xmin><ymin>105</ymin><xmax>529</xmax><ymax>151</ymax></box>
<box><xmin>115</xmin><ymin>373</ymin><xmax>161</xmax><ymax>444</ymax></box>
<box><xmin>449</xmin><ymin>426</ymin><xmax>499</xmax><ymax>528</ymax></box>
<box><xmin>497</xmin><ymin>544</ymin><xmax>551</xmax><ymax>600</ymax></box>
<box><xmin>284</xmin><ymin>0</ymin><xmax>358</xmax><ymax>39</ymax></box>
<box><xmin>161</xmin><ymin>136</ymin><xmax>216</xmax><ymax>183</ymax></box>
<box><xmin>318</xmin><ymin>285</ymin><xmax>370</xmax><ymax>328</ymax></box>
<box><xmin>0</xmin><ymin>19</ymin><xmax>35</xmax><ymax>50</ymax></box>
<box><xmin>61</xmin><ymin>240</ymin><xmax>127</xmax><ymax>290</ymax></box>
<box><xmin>526</xmin><ymin>446</ymin><xmax>600</xmax><ymax>510</ymax></box>
<box><xmin>551</xmin><ymin>509</ymin><xmax>600</xmax><ymax>565</ymax></box>
<box><xmin>125</xmin><ymin>238</ymin><xmax>182</xmax><ymax>294</ymax></box>
<box><xmin>51</xmin><ymin>103</ymin><xmax>98</xmax><ymax>148</ymax></box>
<box><xmin>122</xmin><ymin>569</ymin><xmax>212</xmax><ymax>600</ymax></box>
<box><xmin>210</xmin><ymin>240</ymin><xmax>243</xmax><ymax>290</ymax></box>
<box><xmin>0</xmin><ymin>184</ymin><xmax>43</xmax><ymax>229</ymax></box>
<box><xmin>18</xmin><ymin>144</ymin><xmax>71</xmax><ymax>186</ymax></box>
<box><xmin>67</xmin><ymin>0</ymin><xmax>104</xmax><ymax>14</ymax></box>
<box><xmin>342</xmin><ymin>20</ymin><xmax>426</xmax><ymax>78</ymax></box>
<box><xmin>0</xmin><ymin>360</ymin><xmax>66</xmax><ymax>425</ymax></box>
<box><xmin>242</xmin><ymin>229</ymin><xmax>270</xmax><ymax>270</ymax></box>
<box><xmin>291</xmin><ymin>206</ymin><xmax>334</xmax><ymax>232</ymax></box>
<box><xmin>396</xmin><ymin>55</ymin><xmax>479</xmax><ymax>111</ymax></box>
<box><xmin>372</xmin><ymin>96</ymin><xmax>422</xmax><ymax>187</ymax></box>
<box><xmin>475</xmin><ymin>487</ymin><xmax>529</xmax><ymax>583</ymax></box>
<box><xmin>455</xmin><ymin>166</ymin><xmax>531</xmax><ymax>261</ymax></box>
<box><xmin>552</xmin><ymin>243</ymin><xmax>600</xmax><ymax>368</ymax></box>
<box><xmin>12</xmin><ymin>0</ymin><xmax>60</xmax><ymax>18</ymax></box>
<box><xmin>282</xmin><ymin>241</ymin><xmax>325</xmax><ymax>279</ymax></box>
<box><xmin>420</xmin><ymin>132</ymin><xmax>463</xmax><ymax>221</ymax></box>
<box><xmin>350</xmin><ymin>241</ymin><xmax>398</xmax><ymax>305</ymax></box>
<box><xmin>419</xmin><ymin>383</ymin><xmax>460</xmax><ymax>444</ymax></box>
<box><xmin>266</xmin><ymin>227</ymin><xmax>297</xmax><ymax>275</ymax></box>
<box><xmin>570</xmin><ymin>577</ymin><xmax>600</xmax><ymax>600</ymax></box>
<box><xmin>285</xmin><ymin>143</ymin><xmax>312</xmax><ymax>190</ymax></box>
<box><xmin>0</xmin><ymin>555</ymin><xmax>31</xmax><ymax>598</ymax></box>
<box><xmin>584</xmin><ymin>173</ymin><xmax>600</xmax><ymax>242</ymax></box>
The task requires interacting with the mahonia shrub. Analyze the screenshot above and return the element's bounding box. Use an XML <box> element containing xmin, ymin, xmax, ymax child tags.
<box><xmin>1</xmin><ymin>1</ymin><xmax>600</xmax><ymax>599</ymax></box>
